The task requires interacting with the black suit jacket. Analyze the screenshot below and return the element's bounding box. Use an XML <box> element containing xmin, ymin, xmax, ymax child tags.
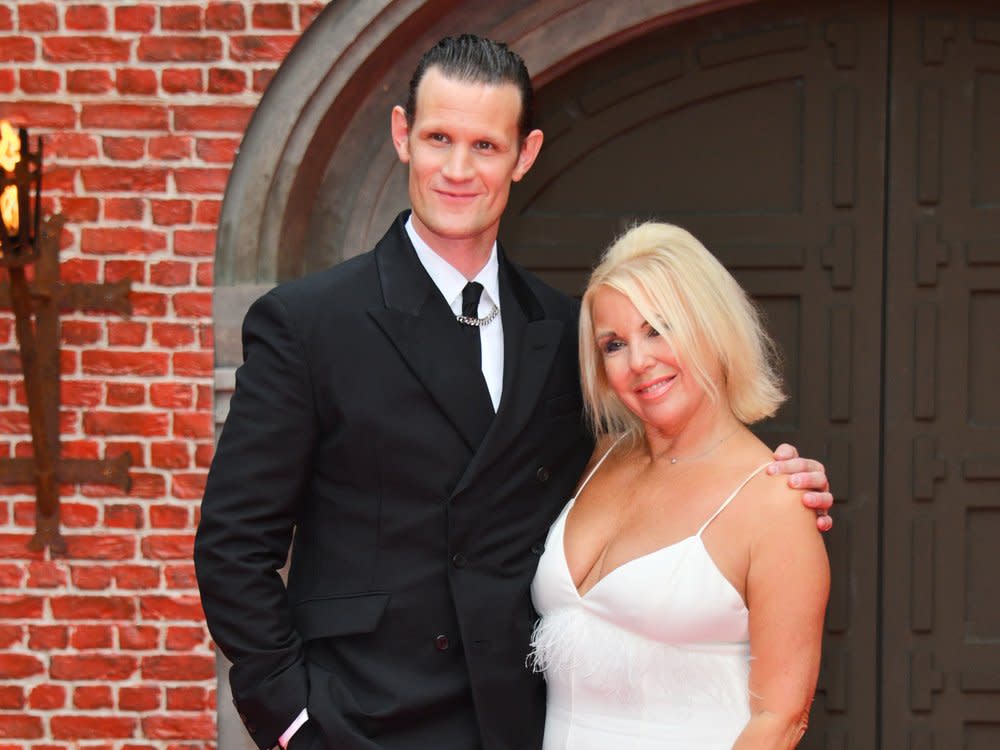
<box><xmin>195</xmin><ymin>213</ymin><xmax>593</xmax><ymax>750</ymax></box>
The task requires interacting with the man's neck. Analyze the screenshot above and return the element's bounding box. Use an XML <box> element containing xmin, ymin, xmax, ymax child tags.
<box><xmin>409</xmin><ymin>217</ymin><xmax>497</xmax><ymax>280</ymax></box>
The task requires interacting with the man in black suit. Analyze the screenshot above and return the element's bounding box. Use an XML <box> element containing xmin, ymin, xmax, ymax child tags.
<box><xmin>194</xmin><ymin>35</ymin><xmax>832</xmax><ymax>750</ymax></box>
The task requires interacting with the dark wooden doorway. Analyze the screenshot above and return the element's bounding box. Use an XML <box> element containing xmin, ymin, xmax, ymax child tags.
<box><xmin>500</xmin><ymin>0</ymin><xmax>1000</xmax><ymax>746</ymax></box>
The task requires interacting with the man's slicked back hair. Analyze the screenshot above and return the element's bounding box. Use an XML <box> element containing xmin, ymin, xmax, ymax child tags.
<box><xmin>406</xmin><ymin>34</ymin><xmax>534</xmax><ymax>141</ymax></box>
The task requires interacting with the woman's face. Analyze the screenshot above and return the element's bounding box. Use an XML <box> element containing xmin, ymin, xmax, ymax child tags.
<box><xmin>590</xmin><ymin>286</ymin><xmax>715</xmax><ymax>435</ymax></box>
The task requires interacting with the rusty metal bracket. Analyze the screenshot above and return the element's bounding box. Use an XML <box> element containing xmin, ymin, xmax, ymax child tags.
<box><xmin>0</xmin><ymin>215</ymin><xmax>133</xmax><ymax>553</ymax></box>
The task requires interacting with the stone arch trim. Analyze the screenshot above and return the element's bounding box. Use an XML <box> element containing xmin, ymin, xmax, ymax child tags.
<box><xmin>212</xmin><ymin>0</ymin><xmax>753</xmax><ymax>366</ymax></box>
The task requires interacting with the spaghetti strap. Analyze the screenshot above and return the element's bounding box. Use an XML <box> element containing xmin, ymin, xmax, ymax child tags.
<box><xmin>696</xmin><ymin>461</ymin><xmax>771</xmax><ymax>537</ymax></box>
<box><xmin>572</xmin><ymin>435</ymin><xmax>626</xmax><ymax>500</ymax></box>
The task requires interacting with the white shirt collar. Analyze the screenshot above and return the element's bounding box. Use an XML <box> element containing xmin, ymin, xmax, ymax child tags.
<box><xmin>405</xmin><ymin>215</ymin><xmax>501</xmax><ymax>312</ymax></box>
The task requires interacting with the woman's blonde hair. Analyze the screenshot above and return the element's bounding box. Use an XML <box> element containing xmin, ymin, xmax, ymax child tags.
<box><xmin>579</xmin><ymin>222</ymin><xmax>786</xmax><ymax>441</ymax></box>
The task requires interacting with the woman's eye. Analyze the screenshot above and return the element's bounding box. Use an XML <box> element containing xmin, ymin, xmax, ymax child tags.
<box><xmin>602</xmin><ymin>339</ymin><xmax>624</xmax><ymax>354</ymax></box>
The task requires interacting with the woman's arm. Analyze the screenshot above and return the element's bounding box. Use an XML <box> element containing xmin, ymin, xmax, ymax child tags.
<box><xmin>732</xmin><ymin>481</ymin><xmax>830</xmax><ymax>749</ymax></box>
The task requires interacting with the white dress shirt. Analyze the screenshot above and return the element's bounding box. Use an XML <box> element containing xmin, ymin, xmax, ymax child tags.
<box><xmin>279</xmin><ymin>218</ymin><xmax>507</xmax><ymax>747</ymax></box>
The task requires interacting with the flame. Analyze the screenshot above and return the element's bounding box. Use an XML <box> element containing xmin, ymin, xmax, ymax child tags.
<box><xmin>0</xmin><ymin>121</ymin><xmax>20</xmax><ymax>234</ymax></box>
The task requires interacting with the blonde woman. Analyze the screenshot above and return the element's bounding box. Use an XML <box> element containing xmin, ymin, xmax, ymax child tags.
<box><xmin>530</xmin><ymin>223</ymin><xmax>829</xmax><ymax>749</ymax></box>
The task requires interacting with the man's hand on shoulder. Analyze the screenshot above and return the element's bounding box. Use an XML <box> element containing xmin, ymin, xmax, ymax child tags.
<box><xmin>767</xmin><ymin>443</ymin><xmax>833</xmax><ymax>532</ymax></box>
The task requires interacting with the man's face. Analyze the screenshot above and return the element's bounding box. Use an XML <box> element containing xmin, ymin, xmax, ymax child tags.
<box><xmin>391</xmin><ymin>67</ymin><xmax>542</xmax><ymax>254</ymax></box>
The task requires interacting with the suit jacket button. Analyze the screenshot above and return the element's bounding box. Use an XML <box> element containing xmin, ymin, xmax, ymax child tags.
<box><xmin>452</xmin><ymin>553</ymin><xmax>467</xmax><ymax>568</ymax></box>
<box><xmin>435</xmin><ymin>634</ymin><xmax>450</xmax><ymax>651</ymax></box>
<box><xmin>531</xmin><ymin>542</ymin><xmax>545</xmax><ymax>555</ymax></box>
<box><xmin>536</xmin><ymin>466</ymin><xmax>550</xmax><ymax>482</ymax></box>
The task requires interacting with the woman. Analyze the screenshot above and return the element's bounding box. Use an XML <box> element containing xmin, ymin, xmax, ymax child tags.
<box><xmin>530</xmin><ymin>222</ymin><xmax>829</xmax><ymax>749</ymax></box>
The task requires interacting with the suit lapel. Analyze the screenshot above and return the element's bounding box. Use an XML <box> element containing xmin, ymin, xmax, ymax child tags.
<box><xmin>367</xmin><ymin>215</ymin><xmax>494</xmax><ymax>451</ymax></box>
<box><xmin>453</xmin><ymin>254</ymin><xmax>564</xmax><ymax>496</ymax></box>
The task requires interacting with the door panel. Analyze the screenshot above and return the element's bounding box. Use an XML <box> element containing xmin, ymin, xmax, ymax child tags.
<box><xmin>501</xmin><ymin>1</ymin><xmax>888</xmax><ymax>746</ymax></box>
<box><xmin>881</xmin><ymin>2</ymin><xmax>1000</xmax><ymax>747</ymax></box>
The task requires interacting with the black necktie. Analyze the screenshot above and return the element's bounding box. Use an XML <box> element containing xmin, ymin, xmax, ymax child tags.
<box><xmin>461</xmin><ymin>281</ymin><xmax>484</xmax><ymax>369</ymax></box>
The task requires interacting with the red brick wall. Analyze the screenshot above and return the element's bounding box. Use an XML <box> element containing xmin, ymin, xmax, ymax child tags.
<box><xmin>0</xmin><ymin>2</ymin><xmax>323</xmax><ymax>746</ymax></box>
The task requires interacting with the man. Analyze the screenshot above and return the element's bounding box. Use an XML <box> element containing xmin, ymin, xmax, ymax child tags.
<box><xmin>194</xmin><ymin>35</ymin><xmax>832</xmax><ymax>750</ymax></box>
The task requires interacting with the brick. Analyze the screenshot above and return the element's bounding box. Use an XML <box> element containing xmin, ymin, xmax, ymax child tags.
<box><xmin>173</xmin><ymin>412</ymin><xmax>212</xmax><ymax>439</ymax></box>
<box><xmin>116</xmin><ymin>67</ymin><xmax>157</xmax><ymax>95</ymax></box>
<box><xmin>175</xmin><ymin>229</ymin><xmax>216</xmax><ymax>256</ymax></box>
<box><xmin>172</xmin><ymin>291</ymin><xmax>213</xmax><ymax>318</ymax></box>
<box><xmin>113</xmin><ymin>565</ymin><xmax>160</xmax><ymax>589</ymax></box>
<box><xmin>118</xmin><ymin>624</ymin><xmax>159</xmax><ymax>650</ymax></box>
<box><xmin>151</xmin><ymin>199</ymin><xmax>193</xmax><ymax>225</ymax></box>
<box><xmin>105</xmin><ymin>441</ymin><xmax>145</xmax><ymax>465</ymax></box>
<box><xmin>44</xmin><ymin>132</ymin><xmax>98</xmax><ymax>161</ymax></box>
<box><xmin>44</xmin><ymin>164</ymin><xmax>78</xmax><ymax>191</ymax></box>
<box><xmin>82</xmin><ymin>351</ymin><xmax>169</xmax><ymax>377</ymax></box>
<box><xmin>52</xmin><ymin>596</ymin><xmax>136</xmax><ymax>621</ymax></box>
<box><xmin>151</xmin><ymin>442</ymin><xmax>190</xmax><ymax>470</ymax></box>
<box><xmin>195</xmin><ymin>136</ymin><xmax>239</xmax><ymax>163</ymax></box>
<box><xmin>162</xmin><ymin>5</ymin><xmax>203</xmax><ymax>31</ymax></box>
<box><xmin>0</xmin><ymin>533</ymin><xmax>43</xmax><ymax>559</ymax></box>
<box><xmin>66</xmin><ymin>5</ymin><xmax>109</xmax><ymax>31</ymax></box>
<box><xmin>26</xmin><ymin>560</ymin><xmax>68</xmax><ymax>587</ymax></box>
<box><xmin>0</xmin><ymin>101</ymin><xmax>75</xmax><ymax>127</ymax></box>
<box><xmin>70</xmin><ymin>563</ymin><xmax>112</xmax><ymax>590</ymax></box>
<box><xmin>63</xmin><ymin>535</ymin><xmax>136</xmax><ymax>560</ymax></box>
<box><xmin>83</xmin><ymin>103</ymin><xmax>168</xmax><ymax>130</ymax></box>
<box><xmin>165</xmin><ymin>564</ymin><xmax>197</xmax><ymax>589</ymax></box>
<box><xmin>71</xmin><ymin>624</ymin><xmax>113</xmax><ymax>649</ymax></box>
<box><xmin>51</xmin><ymin>654</ymin><xmax>138</xmax><ymax>682</ymax></box>
<box><xmin>174</xmin><ymin>105</ymin><xmax>252</xmax><ymax>132</ymax></box>
<box><xmin>300</xmin><ymin>3</ymin><xmax>324</xmax><ymax>28</ymax></box>
<box><xmin>66</xmin><ymin>67</ymin><xmax>112</xmax><ymax>93</ymax></box>
<box><xmin>197</xmin><ymin>262</ymin><xmax>214</xmax><ymax>286</ymax></box>
<box><xmin>61</xmin><ymin>321</ymin><xmax>102</xmax><ymax>346</ymax></box>
<box><xmin>141</xmin><ymin>595</ymin><xmax>203</xmax><ymax>621</ymax></box>
<box><xmin>165</xmin><ymin>626</ymin><xmax>206</xmax><ymax>651</ymax></box>
<box><xmin>59</xmin><ymin>196</ymin><xmax>100</xmax><ymax>220</ymax></box>
<box><xmin>0</xmin><ymin>714</ymin><xmax>44</xmax><ymax>738</ymax></box>
<box><xmin>0</xmin><ymin>410</ymin><xmax>30</xmax><ymax>434</ymax></box>
<box><xmin>74</xmin><ymin>685</ymin><xmax>113</xmax><ymax>709</ymax></box>
<box><xmin>29</xmin><ymin>684</ymin><xmax>66</xmax><ymax>710</ymax></box>
<box><xmin>125</xmin><ymin>471</ymin><xmax>168</xmax><ymax>499</ymax></box>
<box><xmin>0</xmin><ymin>5</ymin><xmax>12</xmax><ymax>30</ymax></box>
<box><xmin>60</xmin><ymin>259</ymin><xmax>98</xmax><ymax>284</ymax></box>
<box><xmin>62</xmin><ymin>502</ymin><xmax>100</xmax><ymax>527</ymax></box>
<box><xmin>20</xmin><ymin>68</ymin><xmax>60</xmax><ymax>93</ymax></box>
<box><xmin>81</xmin><ymin>167</ymin><xmax>167</xmax><ymax>192</ymax></box>
<box><xmin>252</xmin><ymin>68</ymin><xmax>276</xmax><ymax>93</ymax></box>
<box><xmin>206</xmin><ymin>2</ymin><xmax>246</xmax><ymax>30</ymax></box>
<box><xmin>0</xmin><ymin>685</ymin><xmax>25</xmax><ymax>709</ymax></box>
<box><xmin>83</xmin><ymin>410</ymin><xmax>170</xmax><ymax>437</ymax></box>
<box><xmin>0</xmin><ymin>652</ymin><xmax>45</xmax><ymax>678</ymax></box>
<box><xmin>207</xmin><ymin>67</ymin><xmax>245</xmax><ymax>94</ymax></box>
<box><xmin>104</xmin><ymin>136</ymin><xmax>146</xmax><ymax>161</ymax></box>
<box><xmin>104</xmin><ymin>198</ymin><xmax>145</xmax><ymax>221</ymax></box>
<box><xmin>173</xmin><ymin>352</ymin><xmax>213</xmax><ymax>377</ymax></box>
<box><xmin>161</xmin><ymin>68</ymin><xmax>202</xmax><ymax>93</ymax></box>
<box><xmin>151</xmin><ymin>261</ymin><xmax>192</xmax><ymax>286</ymax></box>
<box><xmin>0</xmin><ymin>565</ymin><xmax>23</xmax><ymax>588</ymax></box>
<box><xmin>231</xmin><ymin>34</ymin><xmax>298</xmax><ymax>62</ymax></box>
<box><xmin>62</xmin><ymin>440</ymin><xmax>100</xmax><ymax>460</ymax></box>
<box><xmin>150</xmin><ymin>503</ymin><xmax>190</xmax><ymax>527</ymax></box>
<box><xmin>142</xmin><ymin>715</ymin><xmax>214</xmax><ymax>740</ymax></box>
<box><xmin>105</xmin><ymin>260</ymin><xmax>146</xmax><ymax>283</ymax></box>
<box><xmin>0</xmin><ymin>37</ymin><xmax>36</xmax><ymax>62</ymax></box>
<box><xmin>138</xmin><ymin>36</ymin><xmax>222</xmax><ymax>63</ymax></box>
<box><xmin>195</xmin><ymin>443</ymin><xmax>214</xmax><ymax>467</ymax></box>
<box><xmin>115</xmin><ymin>6</ymin><xmax>155</xmax><ymax>33</ymax></box>
<box><xmin>141</xmin><ymin>654</ymin><xmax>215</xmax><ymax>681</ymax></box>
<box><xmin>151</xmin><ymin>383</ymin><xmax>194</xmax><ymax>409</ymax></box>
<box><xmin>82</xmin><ymin>227</ymin><xmax>167</xmax><ymax>255</ymax></box>
<box><xmin>149</xmin><ymin>135</ymin><xmax>192</xmax><ymax>160</ymax></box>
<box><xmin>166</xmin><ymin>684</ymin><xmax>209</xmax><ymax>709</ymax></box>
<box><xmin>0</xmin><ymin>595</ymin><xmax>44</xmax><ymax>619</ymax></box>
<box><xmin>152</xmin><ymin>322</ymin><xmax>196</xmax><ymax>348</ymax></box>
<box><xmin>43</xmin><ymin>37</ymin><xmax>132</xmax><ymax>63</ymax></box>
<box><xmin>104</xmin><ymin>504</ymin><xmax>143</xmax><ymax>529</ymax></box>
<box><xmin>27</xmin><ymin>624</ymin><xmax>66</xmax><ymax>649</ymax></box>
<box><xmin>51</xmin><ymin>716</ymin><xmax>137</xmax><ymax>740</ymax></box>
<box><xmin>130</xmin><ymin>292</ymin><xmax>168</xmax><ymax>316</ymax></box>
<box><xmin>19</xmin><ymin>4</ymin><xmax>58</xmax><ymax>32</ymax></box>
<box><xmin>253</xmin><ymin>3</ymin><xmax>293</xmax><ymax>29</ymax></box>
<box><xmin>0</xmin><ymin>69</ymin><xmax>16</xmax><ymax>92</ymax></box>
<box><xmin>195</xmin><ymin>200</ymin><xmax>221</xmax><ymax>224</ymax></box>
<box><xmin>119</xmin><ymin>685</ymin><xmax>160</xmax><ymax>711</ymax></box>
<box><xmin>107</xmin><ymin>383</ymin><xmax>146</xmax><ymax>406</ymax></box>
<box><xmin>107</xmin><ymin>321</ymin><xmax>148</xmax><ymax>347</ymax></box>
<box><xmin>141</xmin><ymin>535</ymin><xmax>194</xmax><ymax>561</ymax></box>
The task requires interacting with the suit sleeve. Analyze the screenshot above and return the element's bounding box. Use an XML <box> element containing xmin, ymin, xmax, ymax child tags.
<box><xmin>194</xmin><ymin>290</ymin><xmax>319</xmax><ymax>749</ymax></box>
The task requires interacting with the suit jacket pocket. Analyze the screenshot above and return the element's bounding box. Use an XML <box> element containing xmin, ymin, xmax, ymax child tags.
<box><xmin>292</xmin><ymin>591</ymin><xmax>390</xmax><ymax>641</ymax></box>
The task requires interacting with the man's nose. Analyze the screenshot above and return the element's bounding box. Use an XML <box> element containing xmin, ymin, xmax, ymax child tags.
<box><xmin>442</xmin><ymin>145</ymin><xmax>473</xmax><ymax>180</ymax></box>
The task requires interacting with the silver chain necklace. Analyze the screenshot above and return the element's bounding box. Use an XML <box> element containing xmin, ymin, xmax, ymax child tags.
<box><xmin>456</xmin><ymin>304</ymin><xmax>500</xmax><ymax>328</ymax></box>
<box><xmin>664</xmin><ymin>425</ymin><xmax>741</xmax><ymax>465</ymax></box>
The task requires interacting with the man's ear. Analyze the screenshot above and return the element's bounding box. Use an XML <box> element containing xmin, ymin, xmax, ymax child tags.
<box><xmin>512</xmin><ymin>128</ymin><xmax>544</xmax><ymax>182</ymax></box>
<box><xmin>390</xmin><ymin>105</ymin><xmax>411</xmax><ymax>164</ymax></box>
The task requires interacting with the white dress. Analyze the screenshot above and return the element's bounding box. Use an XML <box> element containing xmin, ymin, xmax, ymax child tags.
<box><xmin>529</xmin><ymin>446</ymin><xmax>769</xmax><ymax>749</ymax></box>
